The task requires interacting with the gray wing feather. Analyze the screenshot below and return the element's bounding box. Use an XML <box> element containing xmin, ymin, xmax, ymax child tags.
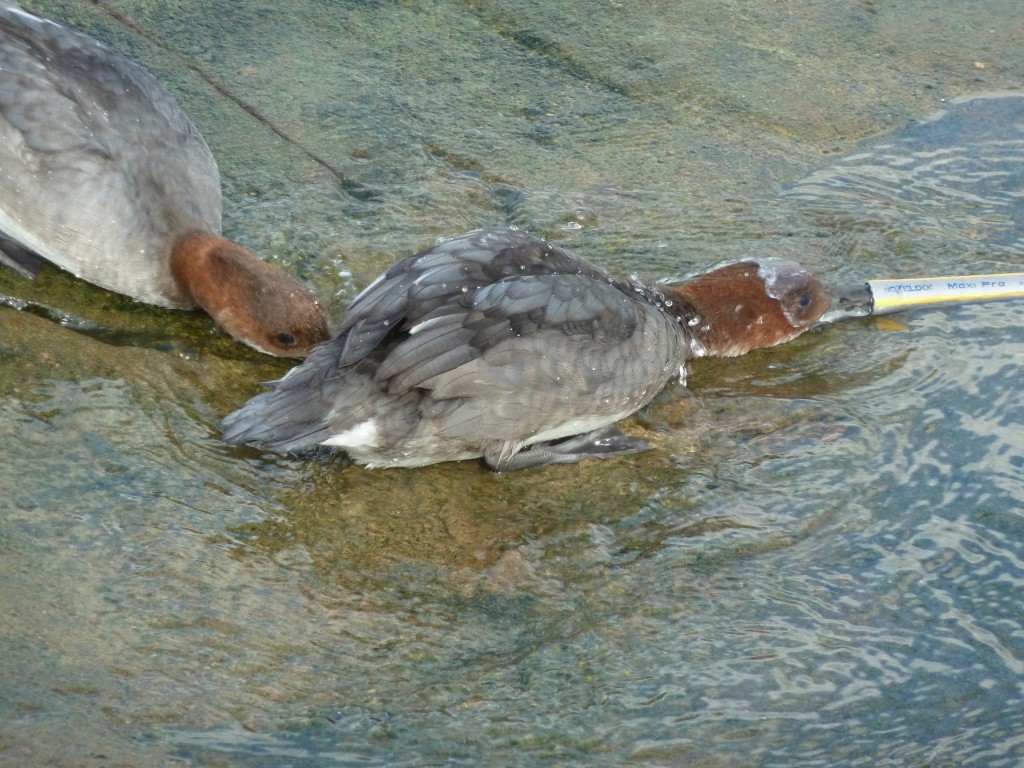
<box><xmin>372</xmin><ymin>271</ymin><xmax>640</xmax><ymax>397</ymax></box>
<box><xmin>328</xmin><ymin>228</ymin><xmax>615</xmax><ymax>371</ymax></box>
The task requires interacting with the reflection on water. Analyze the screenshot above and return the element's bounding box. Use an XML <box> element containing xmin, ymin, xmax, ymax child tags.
<box><xmin>2</xmin><ymin>1</ymin><xmax>1024</xmax><ymax>765</ymax></box>
<box><xmin>784</xmin><ymin>92</ymin><xmax>1024</xmax><ymax>278</ymax></box>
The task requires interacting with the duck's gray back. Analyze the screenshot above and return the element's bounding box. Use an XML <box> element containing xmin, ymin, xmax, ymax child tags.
<box><xmin>0</xmin><ymin>4</ymin><xmax>221</xmax><ymax>306</ymax></box>
<box><xmin>222</xmin><ymin>229</ymin><xmax>692</xmax><ymax>467</ymax></box>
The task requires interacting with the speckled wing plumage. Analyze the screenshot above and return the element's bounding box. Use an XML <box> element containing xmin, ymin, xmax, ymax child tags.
<box><xmin>221</xmin><ymin>229</ymin><xmax>691</xmax><ymax>466</ymax></box>
<box><xmin>0</xmin><ymin>4</ymin><xmax>221</xmax><ymax>305</ymax></box>
<box><xmin>328</xmin><ymin>227</ymin><xmax>618</xmax><ymax>372</ymax></box>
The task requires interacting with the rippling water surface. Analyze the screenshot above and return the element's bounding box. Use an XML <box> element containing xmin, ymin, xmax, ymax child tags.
<box><xmin>2</xmin><ymin>1</ymin><xmax>1024</xmax><ymax>766</ymax></box>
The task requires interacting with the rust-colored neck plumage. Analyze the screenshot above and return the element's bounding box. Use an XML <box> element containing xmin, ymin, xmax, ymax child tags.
<box><xmin>652</xmin><ymin>260</ymin><xmax>830</xmax><ymax>358</ymax></box>
<box><xmin>170</xmin><ymin>232</ymin><xmax>328</xmax><ymax>357</ymax></box>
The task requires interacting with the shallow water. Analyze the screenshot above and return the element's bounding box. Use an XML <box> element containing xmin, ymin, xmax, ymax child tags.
<box><xmin>2</xmin><ymin>2</ymin><xmax>1024</xmax><ymax>766</ymax></box>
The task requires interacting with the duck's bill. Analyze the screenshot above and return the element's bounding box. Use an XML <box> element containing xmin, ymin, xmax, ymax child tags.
<box><xmin>818</xmin><ymin>272</ymin><xmax>1024</xmax><ymax>323</ymax></box>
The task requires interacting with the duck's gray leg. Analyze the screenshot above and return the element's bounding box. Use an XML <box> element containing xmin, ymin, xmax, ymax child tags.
<box><xmin>0</xmin><ymin>236</ymin><xmax>44</xmax><ymax>279</ymax></box>
<box><xmin>485</xmin><ymin>427</ymin><xmax>648</xmax><ymax>472</ymax></box>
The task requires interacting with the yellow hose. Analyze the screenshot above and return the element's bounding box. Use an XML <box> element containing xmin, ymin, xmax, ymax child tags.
<box><xmin>868</xmin><ymin>273</ymin><xmax>1024</xmax><ymax>314</ymax></box>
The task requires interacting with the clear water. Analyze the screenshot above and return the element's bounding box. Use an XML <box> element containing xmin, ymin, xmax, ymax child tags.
<box><xmin>2</xmin><ymin>2</ymin><xmax>1024</xmax><ymax>766</ymax></box>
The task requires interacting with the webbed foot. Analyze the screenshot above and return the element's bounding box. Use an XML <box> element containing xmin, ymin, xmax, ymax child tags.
<box><xmin>486</xmin><ymin>426</ymin><xmax>648</xmax><ymax>471</ymax></box>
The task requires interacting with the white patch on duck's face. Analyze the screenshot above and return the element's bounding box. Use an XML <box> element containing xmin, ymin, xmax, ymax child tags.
<box><xmin>756</xmin><ymin>258</ymin><xmax>815</xmax><ymax>327</ymax></box>
<box><xmin>322</xmin><ymin>418</ymin><xmax>380</xmax><ymax>449</ymax></box>
<box><xmin>239</xmin><ymin>337</ymin><xmax>279</xmax><ymax>357</ymax></box>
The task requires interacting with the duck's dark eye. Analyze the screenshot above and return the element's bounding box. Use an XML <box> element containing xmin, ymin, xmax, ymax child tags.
<box><xmin>797</xmin><ymin>291</ymin><xmax>813</xmax><ymax>310</ymax></box>
<box><xmin>276</xmin><ymin>332</ymin><xmax>296</xmax><ymax>346</ymax></box>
